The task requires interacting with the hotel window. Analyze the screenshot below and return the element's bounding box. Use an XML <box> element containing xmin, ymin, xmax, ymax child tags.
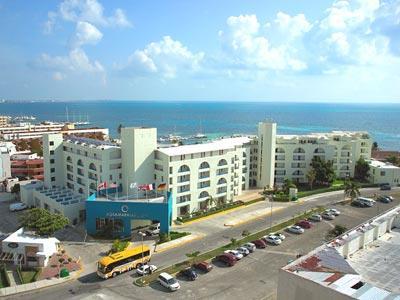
<box><xmin>380</xmin><ymin>171</ymin><xmax>386</xmax><ymax>176</ymax></box>
<box><xmin>154</xmin><ymin>174</ymin><xmax>157</xmax><ymax>180</ymax></box>
<box><xmin>49</xmin><ymin>141</ymin><xmax>54</xmax><ymax>146</ymax></box>
<box><xmin>50</xmin><ymin>150</ymin><xmax>54</xmax><ymax>155</ymax></box>
<box><xmin>169</xmin><ymin>167</ymin><xmax>173</xmax><ymax>174</ymax></box>
<box><xmin>63</xmin><ymin>146</ymin><xmax>67</xmax><ymax>151</ymax></box>
<box><xmin>51</xmin><ymin>177</ymin><xmax>55</xmax><ymax>182</ymax></box>
<box><xmin>169</xmin><ymin>177</ymin><xmax>173</xmax><ymax>184</ymax></box>
<box><xmin>219</xmin><ymin>150</ymin><xmax>224</xmax><ymax>155</ymax></box>
<box><xmin>109</xmin><ymin>175</ymin><xmax>113</xmax><ymax>180</ymax></box>
<box><xmin>50</xmin><ymin>159</ymin><xmax>55</xmax><ymax>164</ymax></box>
<box><xmin>201</xmin><ymin>152</ymin><xmax>206</xmax><ymax>158</ymax></box>
<box><xmin>180</xmin><ymin>155</ymin><xmax>185</xmax><ymax>160</ymax></box>
<box><xmin>51</xmin><ymin>168</ymin><xmax>55</xmax><ymax>173</ymax></box>
<box><xmin>119</xmin><ymin>173</ymin><xmax>122</xmax><ymax>179</ymax></box>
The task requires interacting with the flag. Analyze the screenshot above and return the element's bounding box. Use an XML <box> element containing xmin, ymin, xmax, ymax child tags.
<box><xmin>130</xmin><ymin>182</ymin><xmax>137</xmax><ymax>189</ymax></box>
<box><xmin>97</xmin><ymin>182</ymin><xmax>107</xmax><ymax>190</ymax></box>
<box><xmin>138</xmin><ymin>184</ymin><xmax>153</xmax><ymax>191</ymax></box>
<box><xmin>109</xmin><ymin>182</ymin><xmax>118</xmax><ymax>188</ymax></box>
<box><xmin>157</xmin><ymin>183</ymin><xmax>167</xmax><ymax>191</ymax></box>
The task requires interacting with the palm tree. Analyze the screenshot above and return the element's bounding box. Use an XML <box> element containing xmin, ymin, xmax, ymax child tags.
<box><xmin>344</xmin><ymin>180</ymin><xmax>360</xmax><ymax>200</ymax></box>
<box><xmin>206</xmin><ymin>196</ymin><xmax>217</xmax><ymax>210</ymax></box>
<box><xmin>306</xmin><ymin>169</ymin><xmax>316</xmax><ymax>190</ymax></box>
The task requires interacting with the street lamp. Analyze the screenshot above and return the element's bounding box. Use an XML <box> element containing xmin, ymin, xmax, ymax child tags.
<box><xmin>138</xmin><ymin>231</ymin><xmax>146</xmax><ymax>265</ymax></box>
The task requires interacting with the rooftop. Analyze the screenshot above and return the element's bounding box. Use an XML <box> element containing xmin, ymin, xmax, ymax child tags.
<box><xmin>35</xmin><ymin>186</ymin><xmax>85</xmax><ymax>205</ymax></box>
<box><xmin>3</xmin><ymin>228</ymin><xmax>59</xmax><ymax>245</ymax></box>
<box><xmin>64</xmin><ymin>136</ymin><xmax>119</xmax><ymax>150</ymax></box>
<box><xmin>90</xmin><ymin>190</ymin><xmax>168</xmax><ymax>204</ymax></box>
<box><xmin>157</xmin><ymin>136</ymin><xmax>252</xmax><ymax>156</ymax></box>
<box><xmin>277</xmin><ymin>130</ymin><xmax>370</xmax><ymax>141</ymax></box>
<box><xmin>369</xmin><ymin>159</ymin><xmax>400</xmax><ymax>169</ymax></box>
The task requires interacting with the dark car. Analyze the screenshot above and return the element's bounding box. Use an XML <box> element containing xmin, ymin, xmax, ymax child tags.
<box><xmin>377</xmin><ymin>195</ymin><xmax>391</xmax><ymax>203</ymax></box>
<box><xmin>178</xmin><ymin>268</ymin><xmax>198</xmax><ymax>281</ymax></box>
<box><xmin>351</xmin><ymin>200</ymin><xmax>367</xmax><ymax>207</ymax></box>
<box><xmin>296</xmin><ymin>220</ymin><xmax>312</xmax><ymax>229</ymax></box>
<box><xmin>216</xmin><ymin>253</ymin><xmax>237</xmax><ymax>266</ymax></box>
<box><xmin>380</xmin><ymin>184</ymin><xmax>391</xmax><ymax>190</ymax></box>
<box><xmin>252</xmin><ymin>239</ymin><xmax>267</xmax><ymax>249</ymax></box>
<box><xmin>194</xmin><ymin>261</ymin><xmax>213</xmax><ymax>273</ymax></box>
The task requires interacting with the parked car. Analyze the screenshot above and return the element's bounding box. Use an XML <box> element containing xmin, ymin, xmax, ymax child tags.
<box><xmin>236</xmin><ymin>247</ymin><xmax>250</xmax><ymax>256</ymax></box>
<box><xmin>380</xmin><ymin>184</ymin><xmax>391</xmax><ymax>190</ymax></box>
<box><xmin>309</xmin><ymin>214</ymin><xmax>322</xmax><ymax>222</ymax></box>
<box><xmin>224</xmin><ymin>249</ymin><xmax>243</xmax><ymax>260</ymax></box>
<box><xmin>351</xmin><ymin>200</ymin><xmax>368</xmax><ymax>207</ymax></box>
<box><xmin>136</xmin><ymin>264</ymin><xmax>157</xmax><ymax>276</ymax></box>
<box><xmin>322</xmin><ymin>212</ymin><xmax>336</xmax><ymax>220</ymax></box>
<box><xmin>145</xmin><ymin>223</ymin><xmax>160</xmax><ymax>236</ymax></box>
<box><xmin>252</xmin><ymin>239</ymin><xmax>267</xmax><ymax>249</ymax></box>
<box><xmin>357</xmin><ymin>197</ymin><xmax>375</xmax><ymax>207</ymax></box>
<box><xmin>242</xmin><ymin>242</ymin><xmax>256</xmax><ymax>252</ymax></box>
<box><xmin>263</xmin><ymin>235</ymin><xmax>282</xmax><ymax>245</ymax></box>
<box><xmin>296</xmin><ymin>220</ymin><xmax>312</xmax><ymax>229</ymax></box>
<box><xmin>273</xmin><ymin>232</ymin><xmax>286</xmax><ymax>240</ymax></box>
<box><xmin>9</xmin><ymin>202</ymin><xmax>27</xmax><ymax>212</ymax></box>
<box><xmin>377</xmin><ymin>195</ymin><xmax>391</xmax><ymax>203</ymax></box>
<box><xmin>326</xmin><ymin>208</ymin><xmax>341</xmax><ymax>216</ymax></box>
<box><xmin>158</xmin><ymin>272</ymin><xmax>180</xmax><ymax>291</ymax></box>
<box><xmin>194</xmin><ymin>261</ymin><xmax>213</xmax><ymax>273</ymax></box>
<box><xmin>216</xmin><ymin>253</ymin><xmax>237</xmax><ymax>266</ymax></box>
<box><xmin>287</xmin><ymin>225</ymin><xmax>305</xmax><ymax>234</ymax></box>
<box><xmin>178</xmin><ymin>268</ymin><xmax>198</xmax><ymax>281</ymax></box>
<box><xmin>383</xmin><ymin>195</ymin><xmax>394</xmax><ymax>201</ymax></box>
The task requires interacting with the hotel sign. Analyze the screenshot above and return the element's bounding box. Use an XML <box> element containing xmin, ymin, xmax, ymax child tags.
<box><xmin>105</xmin><ymin>205</ymin><xmax>139</xmax><ymax>218</ymax></box>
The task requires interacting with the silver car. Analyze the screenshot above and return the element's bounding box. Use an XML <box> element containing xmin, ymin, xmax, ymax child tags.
<box><xmin>309</xmin><ymin>214</ymin><xmax>322</xmax><ymax>222</ymax></box>
<box><xmin>287</xmin><ymin>225</ymin><xmax>305</xmax><ymax>234</ymax></box>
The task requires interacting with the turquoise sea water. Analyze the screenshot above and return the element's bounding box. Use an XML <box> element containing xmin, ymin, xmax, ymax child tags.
<box><xmin>1</xmin><ymin>101</ymin><xmax>399</xmax><ymax>150</ymax></box>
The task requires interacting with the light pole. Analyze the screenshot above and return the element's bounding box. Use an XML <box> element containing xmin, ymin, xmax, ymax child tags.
<box><xmin>138</xmin><ymin>231</ymin><xmax>146</xmax><ymax>265</ymax></box>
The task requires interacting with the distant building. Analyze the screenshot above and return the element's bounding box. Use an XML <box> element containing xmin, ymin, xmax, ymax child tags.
<box><xmin>372</xmin><ymin>150</ymin><xmax>400</xmax><ymax>162</ymax></box>
<box><xmin>0</xmin><ymin>115</ymin><xmax>10</xmax><ymax>127</ymax></box>
<box><xmin>11</xmin><ymin>157</ymin><xmax>44</xmax><ymax>180</ymax></box>
<box><xmin>0</xmin><ymin>122</ymin><xmax>109</xmax><ymax>141</ymax></box>
<box><xmin>0</xmin><ymin>144</ymin><xmax>11</xmax><ymax>181</ymax></box>
<box><xmin>278</xmin><ymin>205</ymin><xmax>400</xmax><ymax>300</ymax></box>
<box><xmin>368</xmin><ymin>159</ymin><xmax>400</xmax><ymax>186</ymax></box>
<box><xmin>1</xmin><ymin>228</ymin><xmax>60</xmax><ymax>267</ymax></box>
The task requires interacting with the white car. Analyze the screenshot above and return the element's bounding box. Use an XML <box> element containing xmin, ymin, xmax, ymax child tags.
<box><xmin>236</xmin><ymin>247</ymin><xmax>250</xmax><ymax>256</ymax></box>
<box><xmin>9</xmin><ymin>202</ymin><xmax>27</xmax><ymax>212</ymax></box>
<box><xmin>264</xmin><ymin>235</ymin><xmax>282</xmax><ymax>245</ymax></box>
<box><xmin>326</xmin><ymin>209</ymin><xmax>340</xmax><ymax>216</ymax></box>
<box><xmin>322</xmin><ymin>212</ymin><xmax>335</xmax><ymax>220</ymax></box>
<box><xmin>309</xmin><ymin>214</ymin><xmax>322</xmax><ymax>222</ymax></box>
<box><xmin>242</xmin><ymin>242</ymin><xmax>256</xmax><ymax>253</ymax></box>
<box><xmin>158</xmin><ymin>272</ymin><xmax>180</xmax><ymax>291</ymax></box>
<box><xmin>136</xmin><ymin>264</ymin><xmax>157</xmax><ymax>276</ymax></box>
<box><xmin>145</xmin><ymin>223</ymin><xmax>160</xmax><ymax>236</ymax></box>
<box><xmin>288</xmin><ymin>225</ymin><xmax>305</xmax><ymax>234</ymax></box>
<box><xmin>224</xmin><ymin>249</ymin><xmax>243</xmax><ymax>260</ymax></box>
<box><xmin>274</xmin><ymin>232</ymin><xmax>286</xmax><ymax>240</ymax></box>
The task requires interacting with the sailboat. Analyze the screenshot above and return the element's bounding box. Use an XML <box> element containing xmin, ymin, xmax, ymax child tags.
<box><xmin>194</xmin><ymin>120</ymin><xmax>207</xmax><ymax>139</ymax></box>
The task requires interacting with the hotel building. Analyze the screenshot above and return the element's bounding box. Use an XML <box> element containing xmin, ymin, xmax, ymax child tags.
<box><xmin>20</xmin><ymin>121</ymin><xmax>373</xmax><ymax>236</ymax></box>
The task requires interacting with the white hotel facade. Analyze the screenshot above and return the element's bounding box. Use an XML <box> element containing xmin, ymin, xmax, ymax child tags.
<box><xmin>22</xmin><ymin>121</ymin><xmax>372</xmax><ymax>222</ymax></box>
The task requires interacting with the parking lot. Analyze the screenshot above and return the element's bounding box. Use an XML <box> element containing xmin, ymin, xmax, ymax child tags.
<box><xmin>0</xmin><ymin>199</ymin><xmax>25</xmax><ymax>234</ymax></box>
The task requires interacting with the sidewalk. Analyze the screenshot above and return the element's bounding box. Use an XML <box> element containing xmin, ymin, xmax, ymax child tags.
<box><xmin>154</xmin><ymin>232</ymin><xmax>205</xmax><ymax>253</ymax></box>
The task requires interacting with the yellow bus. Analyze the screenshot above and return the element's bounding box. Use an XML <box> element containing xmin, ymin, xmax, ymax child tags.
<box><xmin>97</xmin><ymin>245</ymin><xmax>151</xmax><ymax>279</ymax></box>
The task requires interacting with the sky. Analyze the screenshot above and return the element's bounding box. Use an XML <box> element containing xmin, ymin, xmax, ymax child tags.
<box><xmin>0</xmin><ymin>0</ymin><xmax>399</xmax><ymax>102</ymax></box>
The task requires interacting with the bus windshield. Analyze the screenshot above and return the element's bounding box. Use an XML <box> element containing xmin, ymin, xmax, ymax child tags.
<box><xmin>98</xmin><ymin>263</ymin><xmax>107</xmax><ymax>273</ymax></box>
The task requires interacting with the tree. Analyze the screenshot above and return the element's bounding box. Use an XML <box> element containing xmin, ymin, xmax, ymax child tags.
<box><xmin>386</xmin><ymin>155</ymin><xmax>399</xmax><ymax>166</ymax></box>
<box><xmin>344</xmin><ymin>180</ymin><xmax>360</xmax><ymax>200</ymax></box>
<box><xmin>185</xmin><ymin>251</ymin><xmax>200</xmax><ymax>266</ymax></box>
<box><xmin>354</xmin><ymin>157</ymin><xmax>370</xmax><ymax>182</ymax></box>
<box><xmin>326</xmin><ymin>225</ymin><xmax>347</xmax><ymax>240</ymax></box>
<box><xmin>19</xmin><ymin>208</ymin><xmax>69</xmax><ymax>236</ymax></box>
<box><xmin>310</xmin><ymin>156</ymin><xmax>335</xmax><ymax>186</ymax></box>
<box><xmin>282</xmin><ymin>179</ymin><xmax>296</xmax><ymax>195</ymax></box>
<box><xmin>306</xmin><ymin>169</ymin><xmax>316</xmax><ymax>190</ymax></box>
<box><xmin>372</xmin><ymin>141</ymin><xmax>379</xmax><ymax>151</ymax></box>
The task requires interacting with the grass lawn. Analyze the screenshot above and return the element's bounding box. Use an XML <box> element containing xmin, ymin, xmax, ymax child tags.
<box><xmin>20</xmin><ymin>270</ymin><xmax>38</xmax><ymax>284</ymax></box>
<box><xmin>158</xmin><ymin>231</ymin><xmax>191</xmax><ymax>244</ymax></box>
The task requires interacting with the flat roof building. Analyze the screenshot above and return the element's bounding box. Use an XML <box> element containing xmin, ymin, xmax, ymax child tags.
<box><xmin>278</xmin><ymin>206</ymin><xmax>400</xmax><ymax>300</ymax></box>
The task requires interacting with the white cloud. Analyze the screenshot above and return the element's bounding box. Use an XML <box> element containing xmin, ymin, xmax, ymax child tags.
<box><xmin>274</xmin><ymin>12</ymin><xmax>313</xmax><ymax>39</ymax></box>
<box><xmin>72</xmin><ymin>21</ymin><xmax>103</xmax><ymax>47</ymax></box>
<box><xmin>219</xmin><ymin>14</ymin><xmax>308</xmax><ymax>71</ymax></box>
<box><xmin>326</xmin><ymin>32</ymin><xmax>350</xmax><ymax>56</ymax></box>
<box><xmin>44</xmin><ymin>0</ymin><xmax>131</xmax><ymax>33</ymax></box>
<box><xmin>120</xmin><ymin>36</ymin><xmax>204</xmax><ymax>79</ymax></box>
<box><xmin>38</xmin><ymin>48</ymin><xmax>105</xmax><ymax>80</ymax></box>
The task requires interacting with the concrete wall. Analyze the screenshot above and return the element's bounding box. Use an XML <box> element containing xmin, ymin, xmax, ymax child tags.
<box><xmin>257</xmin><ymin>121</ymin><xmax>276</xmax><ymax>189</ymax></box>
<box><xmin>43</xmin><ymin>134</ymin><xmax>65</xmax><ymax>188</ymax></box>
<box><xmin>370</xmin><ymin>165</ymin><xmax>400</xmax><ymax>186</ymax></box>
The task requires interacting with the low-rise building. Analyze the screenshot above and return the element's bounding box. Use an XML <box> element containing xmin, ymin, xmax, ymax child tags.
<box><xmin>0</xmin><ymin>144</ymin><xmax>11</xmax><ymax>181</ymax></box>
<box><xmin>0</xmin><ymin>228</ymin><xmax>60</xmax><ymax>267</ymax></box>
<box><xmin>0</xmin><ymin>115</ymin><xmax>10</xmax><ymax>127</ymax></box>
<box><xmin>277</xmin><ymin>206</ymin><xmax>400</xmax><ymax>300</ymax></box>
<box><xmin>11</xmin><ymin>157</ymin><xmax>44</xmax><ymax>180</ymax></box>
<box><xmin>368</xmin><ymin>159</ymin><xmax>400</xmax><ymax>186</ymax></box>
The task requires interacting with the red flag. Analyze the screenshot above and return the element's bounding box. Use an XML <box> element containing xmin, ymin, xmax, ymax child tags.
<box><xmin>157</xmin><ymin>183</ymin><xmax>167</xmax><ymax>191</ymax></box>
<box><xmin>97</xmin><ymin>182</ymin><xmax>107</xmax><ymax>190</ymax></box>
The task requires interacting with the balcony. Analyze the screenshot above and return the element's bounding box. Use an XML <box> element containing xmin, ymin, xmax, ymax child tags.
<box><xmin>293</xmin><ymin>156</ymin><xmax>305</xmax><ymax>161</ymax></box>
<box><xmin>275</xmin><ymin>170</ymin><xmax>286</xmax><ymax>176</ymax></box>
<box><xmin>291</xmin><ymin>163</ymin><xmax>306</xmax><ymax>168</ymax></box>
<box><xmin>178</xmin><ymin>175</ymin><xmax>190</xmax><ymax>183</ymax></box>
<box><xmin>275</xmin><ymin>155</ymin><xmax>285</xmax><ymax>161</ymax></box>
<box><xmin>341</xmin><ymin>151</ymin><xmax>351</xmax><ymax>157</ymax></box>
<box><xmin>275</xmin><ymin>163</ymin><xmax>285</xmax><ymax>168</ymax></box>
<box><xmin>199</xmin><ymin>171</ymin><xmax>210</xmax><ymax>179</ymax></box>
<box><xmin>178</xmin><ymin>185</ymin><xmax>190</xmax><ymax>193</ymax></box>
<box><xmin>198</xmin><ymin>181</ymin><xmax>210</xmax><ymax>189</ymax></box>
<box><xmin>216</xmin><ymin>168</ymin><xmax>228</xmax><ymax>176</ymax></box>
<box><xmin>217</xmin><ymin>187</ymin><xmax>227</xmax><ymax>194</ymax></box>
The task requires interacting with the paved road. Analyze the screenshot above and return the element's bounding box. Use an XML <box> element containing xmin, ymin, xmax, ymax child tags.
<box><xmin>11</xmin><ymin>188</ymin><xmax>400</xmax><ymax>300</ymax></box>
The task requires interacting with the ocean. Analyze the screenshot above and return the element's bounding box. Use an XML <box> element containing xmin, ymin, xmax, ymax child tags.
<box><xmin>1</xmin><ymin>101</ymin><xmax>399</xmax><ymax>150</ymax></box>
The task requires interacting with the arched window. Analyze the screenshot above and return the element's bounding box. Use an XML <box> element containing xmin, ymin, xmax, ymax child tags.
<box><xmin>314</xmin><ymin>148</ymin><xmax>325</xmax><ymax>154</ymax></box>
<box><xmin>218</xmin><ymin>159</ymin><xmax>227</xmax><ymax>166</ymax></box>
<box><xmin>66</xmin><ymin>156</ymin><xmax>72</xmax><ymax>162</ymax></box>
<box><xmin>199</xmin><ymin>162</ymin><xmax>210</xmax><ymax>169</ymax></box>
<box><xmin>293</xmin><ymin>148</ymin><xmax>305</xmax><ymax>154</ymax></box>
<box><xmin>199</xmin><ymin>191</ymin><xmax>209</xmax><ymax>199</ymax></box>
<box><xmin>89</xmin><ymin>182</ymin><xmax>96</xmax><ymax>190</ymax></box>
<box><xmin>77</xmin><ymin>159</ymin><xmax>84</xmax><ymax>166</ymax></box>
<box><xmin>178</xmin><ymin>165</ymin><xmax>190</xmax><ymax>172</ymax></box>
<box><xmin>89</xmin><ymin>163</ymin><xmax>96</xmax><ymax>171</ymax></box>
<box><xmin>217</xmin><ymin>178</ymin><xmax>227</xmax><ymax>185</ymax></box>
<box><xmin>275</xmin><ymin>148</ymin><xmax>285</xmax><ymax>154</ymax></box>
